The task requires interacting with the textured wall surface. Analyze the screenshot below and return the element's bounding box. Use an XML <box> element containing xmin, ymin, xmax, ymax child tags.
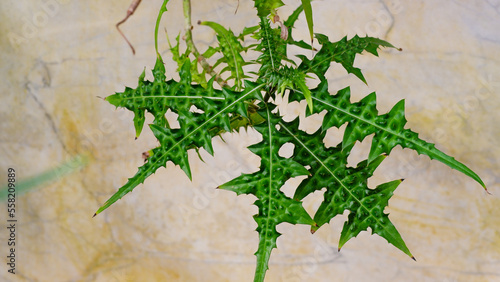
<box><xmin>1</xmin><ymin>0</ymin><xmax>500</xmax><ymax>281</ymax></box>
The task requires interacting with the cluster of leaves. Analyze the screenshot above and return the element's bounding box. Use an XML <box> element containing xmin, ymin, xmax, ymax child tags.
<box><xmin>95</xmin><ymin>1</ymin><xmax>486</xmax><ymax>281</ymax></box>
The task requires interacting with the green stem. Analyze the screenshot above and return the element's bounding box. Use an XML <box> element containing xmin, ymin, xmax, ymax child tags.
<box><xmin>182</xmin><ymin>0</ymin><xmax>227</xmax><ymax>87</ymax></box>
<box><xmin>155</xmin><ymin>0</ymin><xmax>169</xmax><ymax>55</ymax></box>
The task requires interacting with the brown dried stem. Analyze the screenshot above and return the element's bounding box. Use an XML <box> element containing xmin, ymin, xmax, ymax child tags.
<box><xmin>116</xmin><ymin>0</ymin><xmax>143</xmax><ymax>55</ymax></box>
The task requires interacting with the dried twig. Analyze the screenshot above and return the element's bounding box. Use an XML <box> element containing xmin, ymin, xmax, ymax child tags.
<box><xmin>116</xmin><ymin>0</ymin><xmax>143</xmax><ymax>55</ymax></box>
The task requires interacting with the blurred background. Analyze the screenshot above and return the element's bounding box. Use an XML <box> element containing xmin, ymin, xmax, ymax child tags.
<box><xmin>1</xmin><ymin>0</ymin><xmax>499</xmax><ymax>281</ymax></box>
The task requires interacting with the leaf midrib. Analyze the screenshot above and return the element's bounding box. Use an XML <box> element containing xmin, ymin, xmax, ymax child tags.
<box><xmin>311</xmin><ymin>95</ymin><xmax>447</xmax><ymax>159</ymax></box>
<box><xmin>98</xmin><ymin>84</ymin><xmax>264</xmax><ymax>214</ymax></box>
<box><xmin>150</xmin><ymin>84</ymin><xmax>264</xmax><ymax>174</ymax></box>
<box><xmin>300</xmin><ymin>46</ymin><xmax>353</xmax><ymax>75</ymax></box>
<box><xmin>257</xmin><ymin>107</ymin><xmax>274</xmax><ymax>280</ymax></box>
<box><xmin>279</xmin><ymin>121</ymin><xmax>390</xmax><ymax>235</ymax></box>
<box><xmin>113</xmin><ymin>95</ymin><xmax>225</xmax><ymax>101</ymax></box>
<box><xmin>312</xmin><ymin>95</ymin><xmax>484</xmax><ymax>188</ymax></box>
<box><xmin>262</xmin><ymin>21</ymin><xmax>276</xmax><ymax>70</ymax></box>
<box><xmin>218</xmin><ymin>31</ymin><xmax>243</xmax><ymax>89</ymax></box>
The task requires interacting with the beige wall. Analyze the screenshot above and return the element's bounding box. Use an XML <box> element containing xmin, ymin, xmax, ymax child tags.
<box><xmin>1</xmin><ymin>0</ymin><xmax>500</xmax><ymax>281</ymax></box>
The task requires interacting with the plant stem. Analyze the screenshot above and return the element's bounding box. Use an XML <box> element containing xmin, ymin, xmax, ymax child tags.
<box><xmin>182</xmin><ymin>0</ymin><xmax>227</xmax><ymax>87</ymax></box>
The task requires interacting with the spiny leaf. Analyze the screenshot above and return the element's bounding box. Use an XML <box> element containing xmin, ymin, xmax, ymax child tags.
<box><xmin>298</xmin><ymin>34</ymin><xmax>399</xmax><ymax>83</ymax></box>
<box><xmin>284</xmin><ymin>5</ymin><xmax>314</xmax><ymax>50</ymax></box>
<box><xmin>255</xmin><ymin>17</ymin><xmax>288</xmax><ymax>76</ymax></box>
<box><xmin>106</xmin><ymin>57</ymin><xmax>209</xmax><ymax>135</ymax></box>
<box><xmin>284</xmin><ymin>4</ymin><xmax>303</xmax><ymax>27</ymax></box>
<box><xmin>253</xmin><ymin>0</ymin><xmax>284</xmax><ymax>17</ymax></box>
<box><xmin>338</xmin><ymin>179</ymin><xmax>410</xmax><ymax>257</ymax></box>
<box><xmin>237</xmin><ymin>25</ymin><xmax>260</xmax><ymax>40</ymax></box>
<box><xmin>278</xmin><ymin>118</ymin><xmax>412</xmax><ymax>257</ymax></box>
<box><xmin>219</xmin><ymin>107</ymin><xmax>314</xmax><ymax>282</ymax></box>
<box><xmin>199</xmin><ymin>21</ymin><xmax>247</xmax><ymax>90</ymax></box>
<box><xmin>256</xmin><ymin>18</ymin><xmax>312</xmax><ymax>110</ymax></box>
<box><xmin>293</xmin><ymin>80</ymin><xmax>486</xmax><ymax>190</ymax></box>
<box><xmin>96</xmin><ymin>56</ymin><xmax>265</xmax><ymax>216</ymax></box>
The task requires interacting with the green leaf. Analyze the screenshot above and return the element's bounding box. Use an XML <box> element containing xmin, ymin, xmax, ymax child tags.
<box><xmin>238</xmin><ymin>25</ymin><xmax>260</xmax><ymax>40</ymax></box>
<box><xmin>201</xmin><ymin>46</ymin><xmax>218</xmax><ymax>59</ymax></box>
<box><xmin>300</xmin><ymin>0</ymin><xmax>314</xmax><ymax>43</ymax></box>
<box><xmin>293</xmin><ymin>80</ymin><xmax>486</xmax><ymax>190</ymax></box>
<box><xmin>96</xmin><ymin>55</ymin><xmax>265</xmax><ymax>216</ymax></box>
<box><xmin>167</xmin><ymin>33</ymin><xmax>208</xmax><ymax>87</ymax></box>
<box><xmin>298</xmin><ymin>34</ymin><xmax>399</xmax><ymax>83</ymax></box>
<box><xmin>106</xmin><ymin>58</ymin><xmax>194</xmax><ymax>134</ymax></box>
<box><xmin>255</xmin><ymin>18</ymin><xmax>312</xmax><ymax>109</ymax></box>
<box><xmin>295</xmin><ymin>78</ymin><xmax>313</xmax><ymax>114</ymax></box>
<box><xmin>278</xmin><ymin>118</ymin><xmax>413</xmax><ymax>258</ymax></box>
<box><xmin>284</xmin><ymin>4</ymin><xmax>303</xmax><ymax>27</ymax></box>
<box><xmin>255</xmin><ymin>18</ymin><xmax>288</xmax><ymax>76</ymax></box>
<box><xmin>253</xmin><ymin>0</ymin><xmax>284</xmax><ymax>17</ymax></box>
<box><xmin>200</xmin><ymin>21</ymin><xmax>247</xmax><ymax>90</ymax></box>
<box><xmin>338</xmin><ymin>180</ymin><xmax>409</xmax><ymax>255</ymax></box>
<box><xmin>284</xmin><ymin>5</ymin><xmax>314</xmax><ymax>50</ymax></box>
<box><xmin>219</xmin><ymin>107</ymin><xmax>314</xmax><ymax>282</ymax></box>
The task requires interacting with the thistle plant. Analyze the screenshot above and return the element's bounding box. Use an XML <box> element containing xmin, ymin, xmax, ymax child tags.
<box><xmin>94</xmin><ymin>1</ymin><xmax>487</xmax><ymax>281</ymax></box>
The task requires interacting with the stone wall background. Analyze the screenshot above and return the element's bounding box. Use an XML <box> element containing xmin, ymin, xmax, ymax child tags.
<box><xmin>1</xmin><ymin>0</ymin><xmax>500</xmax><ymax>281</ymax></box>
